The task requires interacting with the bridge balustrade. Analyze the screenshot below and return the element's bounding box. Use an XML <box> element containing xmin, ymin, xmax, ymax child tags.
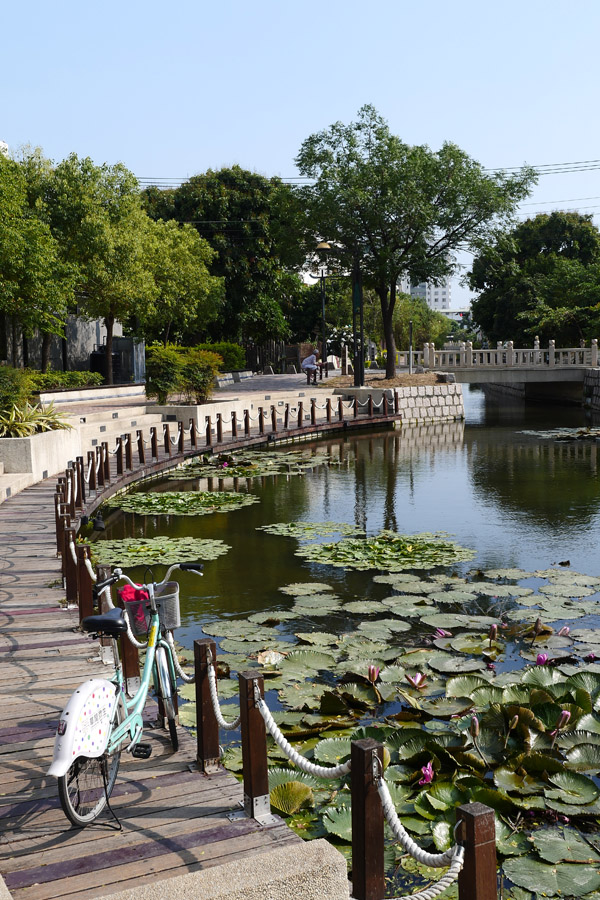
<box><xmin>425</xmin><ymin>339</ymin><xmax>598</xmax><ymax>370</ymax></box>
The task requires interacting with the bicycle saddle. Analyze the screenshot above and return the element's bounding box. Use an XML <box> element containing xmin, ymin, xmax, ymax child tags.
<box><xmin>81</xmin><ymin>607</ymin><xmax>128</xmax><ymax>637</ymax></box>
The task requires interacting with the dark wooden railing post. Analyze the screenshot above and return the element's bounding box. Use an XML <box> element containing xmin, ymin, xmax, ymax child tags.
<box><xmin>284</xmin><ymin>403</ymin><xmax>289</xmax><ymax>429</ymax></box>
<box><xmin>231</xmin><ymin>411</ymin><xmax>238</xmax><ymax>439</ymax></box>
<box><xmin>394</xmin><ymin>390</ymin><xmax>399</xmax><ymax>416</ymax></box>
<box><xmin>102</xmin><ymin>441</ymin><xmax>110</xmax><ymax>483</ymax></box>
<box><xmin>239</xmin><ymin>671</ymin><xmax>269</xmax><ymax>820</ymax></box>
<box><xmin>457</xmin><ymin>803</ymin><xmax>497</xmax><ymax>900</ymax></box>
<box><xmin>76</xmin><ymin>456</ymin><xmax>85</xmax><ymax>506</ymax></box>
<box><xmin>67</xmin><ymin>466</ymin><xmax>76</xmax><ymax>518</ymax></box>
<box><xmin>124</xmin><ymin>432</ymin><xmax>133</xmax><ymax>470</ymax></box>
<box><xmin>216</xmin><ymin>413</ymin><xmax>223</xmax><ymax>443</ymax></box>
<box><xmin>326</xmin><ymin>398</ymin><xmax>332</xmax><ymax>423</ymax></box>
<box><xmin>137</xmin><ymin>430</ymin><xmax>146</xmax><ymax>465</ymax></box>
<box><xmin>368</xmin><ymin>394</ymin><xmax>374</xmax><ymax>417</ymax></box>
<box><xmin>87</xmin><ymin>451</ymin><xmax>97</xmax><ymax>492</ymax></box>
<box><xmin>354</xmin><ymin>397</ymin><xmax>359</xmax><ymax>419</ymax></box>
<box><xmin>189</xmin><ymin>418</ymin><xmax>197</xmax><ymax>448</ymax></box>
<box><xmin>297</xmin><ymin>401</ymin><xmax>303</xmax><ymax>429</ymax></box>
<box><xmin>64</xmin><ymin>525</ymin><xmax>79</xmax><ymax>608</ymax></box>
<box><xmin>96</xmin><ymin>564</ymin><xmax>113</xmax><ymax>659</ymax></box>
<box><xmin>177</xmin><ymin>422</ymin><xmax>184</xmax><ymax>453</ymax></box>
<box><xmin>116</xmin><ymin>437</ymin><xmax>124</xmax><ymax>475</ymax></box>
<box><xmin>310</xmin><ymin>398</ymin><xmax>317</xmax><ymax>425</ymax></box>
<box><xmin>194</xmin><ymin>638</ymin><xmax>220</xmax><ymax>773</ymax></box>
<box><xmin>164</xmin><ymin>423</ymin><xmax>172</xmax><ymax>457</ymax></box>
<box><xmin>58</xmin><ymin>506</ymin><xmax>70</xmax><ymax>571</ymax></box>
<box><xmin>205</xmin><ymin>416</ymin><xmax>212</xmax><ymax>446</ymax></box>
<box><xmin>76</xmin><ymin>544</ymin><xmax>94</xmax><ymax>621</ymax></box>
<box><xmin>351</xmin><ymin>739</ymin><xmax>385</xmax><ymax>900</ymax></box>
<box><xmin>244</xmin><ymin>409</ymin><xmax>250</xmax><ymax>436</ymax></box>
<box><xmin>271</xmin><ymin>406</ymin><xmax>277</xmax><ymax>432</ymax></box>
<box><xmin>54</xmin><ymin>493</ymin><xmax>63</xmax><ymax>554</ymax></box>
<box><xmin>115</xmin><ymin>590</ymin><xmax>140</xmax><ymax>694</ymax></box>
<box><xmin>96</xmin><ymin>447</ymin><xmax>105</xmax><ymax>488</ymax></box>
<box><xmin>338</xmin><ymin>397</ymin><xmax>344</xmax><ymax>421</ymax></box>
<box><xmin>258</xmin><ymin>407</ymin><xmax>264</xmax><ymax>435</ymax></box>
<box><xmin>150</xmin><ymin>426</ymin><xmax>158</xmax><ymax>459</ymax></box>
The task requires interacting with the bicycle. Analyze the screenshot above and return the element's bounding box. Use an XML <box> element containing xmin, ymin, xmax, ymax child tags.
<box><xmin>47</xmin><ymin>561</ymin><xmax>203</xmax><ymax>827</ymax></box>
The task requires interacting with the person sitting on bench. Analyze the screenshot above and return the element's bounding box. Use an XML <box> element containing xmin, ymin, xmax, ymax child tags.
<box><xmin>301</xmin><ymin>351</ymin><xmax>319</xmax><ymax>385</ymax></box>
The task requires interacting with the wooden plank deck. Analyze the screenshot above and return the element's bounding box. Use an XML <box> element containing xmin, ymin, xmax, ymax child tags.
<box><xmin>0</xmin><ymin>447</ymin><xmax>300</xmax><ymax>900</ymax></box>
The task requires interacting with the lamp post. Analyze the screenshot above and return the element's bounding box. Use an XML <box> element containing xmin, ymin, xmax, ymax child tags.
<box><xmin>352</xmin><ymin>256</ymin><xmax>365</xmax><ymax>387</ymax></box>
<box><xmin>315</xmin><ymin>241</ymin><xmax>331</xmax><ymax>369</ymax></box>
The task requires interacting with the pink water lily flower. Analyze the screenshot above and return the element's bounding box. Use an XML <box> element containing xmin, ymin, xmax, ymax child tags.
<box><xmin>368</xmin><ymin>665</ymin><xmax>380</xmax><ymax>684</ymax></box>
<box><xmin>406</xmin><ymin>672</ymin><xmax>427</xmax><ymax>690</ymax></box>
<box><xmin>555</xmin><ymin>710</ymin><xmax>571</xmax><ymax>730</ymax></box>
<box><xmin>557</xmin><ymin>626</ymin><xmax>570</xmax><ymax>636</ymax></box>
<box><xmin>434</xmin><ymin>628</ymin><xmax>452</xmax><ymax>638</ymax></box>
<box><xmin>536</xmin><ymin>653</ymin><xmax>549</xmax><ymax>666</ymax></box>
<box><xmin>419</xmin><ymin>761</ymin><xmax>434</xmax><ymax>785</ymax></box>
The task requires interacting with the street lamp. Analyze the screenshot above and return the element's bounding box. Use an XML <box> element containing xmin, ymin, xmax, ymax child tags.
<box><xmin>315</xmin><ymin>241</ymin><xmax>331</xmax><ymax>368</ymax></box>
<box><xmin>352</xmin><ymin>256</ymin><xmax>365</xmax><ymax>387</ymax></box>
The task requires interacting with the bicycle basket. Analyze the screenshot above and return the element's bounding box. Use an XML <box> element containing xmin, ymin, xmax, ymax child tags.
<box><xmin>124</xmin><ymin>582</ymin><xmax>180</xmax><ymax>634</ymax></box>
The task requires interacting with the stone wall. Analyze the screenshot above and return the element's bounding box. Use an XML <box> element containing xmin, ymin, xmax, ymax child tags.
<box><xmin>584</xmin><ymin>368</ymin><xmax>600</xmax><ymax>411</ymax></box>
<box><xmin>337</xmin><ymin>383</ymin><xmax>464</xmax><ymax>425</ymax></box>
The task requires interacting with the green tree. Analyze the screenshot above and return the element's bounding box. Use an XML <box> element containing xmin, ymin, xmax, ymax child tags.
<box><xmin>142</xmin><ymin>166</ymin><xmax>297</xmax><ymax>343</ymax></box>
<box><xmin>470</xmin><ymin>212</ymin><xmax>600</xmax><ymax>346</ymax></box>
<box><xmin>45</xmin><ymin>154</ymin><xmax>156</xmax><ymax>383</ymax></box>
<box><xmin>0</xmin><ymin>155</ymin><xmax>71</xmax><ymax>368</ymax></box>
<box><xmin>294</xmin><ymin>105</ymin><xmax>535</xmax><ymax>378</ymax></box>
<box><xmin>140</xmin><ymin>219</ymin><xmax>223</xmax><ymax>345</ymax></box>
<box><xmin>393</xmin><ymin>294</ymin><xmax>453</xmax><ymax>350</ymax></box>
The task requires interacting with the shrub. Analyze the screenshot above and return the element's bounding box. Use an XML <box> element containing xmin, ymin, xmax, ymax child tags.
<box><xmin>0</xmin><ymin>402</ymin><xmax>72</xmax><ymax>438</ymax></box>
<box><xmin>181</xmin><ymin>349</ymin><xmax>222</xmax><ymax>403</ymax></box>
<box><xmin>195</xmin><ymin>342</ymin><xmax>245</xmax><ymax>372</ymax></box>
<box><xmin>145</xmin><ymin>346</ymin><xmax>184</xmax><ymax>404</ymax></box>
<box><xmin>28</xmin><ymin>370</ymin><xmax>105</xmax><ymax>393</ymax></box>
<box><xmin>0</xmin><ymin>366</ymin><xmax>33</xmax><ymax>411</ymax></box>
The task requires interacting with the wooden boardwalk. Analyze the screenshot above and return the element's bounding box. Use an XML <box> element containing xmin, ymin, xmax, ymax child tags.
<box><xmin>0</xmin><ymin>458</ymin><xmax>299</xmax><ymax>899</ymax></box>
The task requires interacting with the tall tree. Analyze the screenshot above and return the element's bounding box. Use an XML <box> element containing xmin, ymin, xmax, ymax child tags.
<box><xmin>142</xmin><ymin>166</ymin><xmax>297</xmax><ymax>343</ymax></box>
<box><xmin>470</xmin><ymin>211</ymin><xmax>600</xmax><ymax>345</ymax></box>
<box><xmin>294</xmin><ymin>105</ymin><xmax>535</xmax><ymax>377</ymax></box>
<box><xmin>140</xmin><ymin>219</ymin><xmax>223</xmax><ymax>345</ymax></box>
<box><xmin>45</xmin><ymin>154</ymin><xmax>156</xmax><ymax>382</ymax></box>
<box><xmin>0</xmin><ymin>155</ymin><xmax>71</xmax><ymax>368</ymax></box>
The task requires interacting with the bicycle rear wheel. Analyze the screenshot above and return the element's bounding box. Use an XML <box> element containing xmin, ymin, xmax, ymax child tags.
<box><xmin>58</xmin><ymin>700</ymin><xmax>123</xmax><ymax>826</ymax></box>
<box><xmin>155</xmin><ymin>646</ymin><xmax>178</xmax><ymax>752</ymax></box>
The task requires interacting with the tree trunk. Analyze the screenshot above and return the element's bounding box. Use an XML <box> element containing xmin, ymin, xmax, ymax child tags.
<box><xmin>11</xmin><ymin>317</ymin><xmax>18</xmax><ymax>367</ymax></box>
<box><xmin>105</xmin><ymin>312</ymin><xmax>115</xmax><ymax>385</ymax></box>
<box><xmin>163</xmin><ymin>320</ymin><xmax>172</xmax><ymax>346</ymax></box>
<box><xmin>378</xmin><ymin>285</ymin><xmax>397</xmax><ymax>379</ymax></box>
<box><xmin>61</xmin><ymin>336</ymin><xmax>68</xmax><ymax>371</ymax></box>
<box><xmin>22</xmin><ymin>333</ymin><xmax>29</xmax><ymax>368</ymax></box>
<box><xmin>41</xmin><ymin>333</ymin><xmax>52</xmax><ymax>373</ymax></box>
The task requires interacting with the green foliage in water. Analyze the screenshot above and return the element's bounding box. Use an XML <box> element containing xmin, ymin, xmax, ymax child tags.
<box><xmin>104</xmin><ymin>489</ymin><xmax>259</xmax><ymax>516</ymax></box>
<box><xmin>89</xmin><ymin>536</ymin><xmax>229</xmax><ymax>567</ymax></box>
<box><xmin>294</xmin><ymin>530</ymin><xmax>476</xmax><ymax>571</ymax></box>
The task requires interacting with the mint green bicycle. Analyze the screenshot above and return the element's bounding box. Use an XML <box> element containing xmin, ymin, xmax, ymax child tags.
<box><xmin>48</xmin><ymin>562</ymin><xmax>203</xmax><ymax>827</ymax></box>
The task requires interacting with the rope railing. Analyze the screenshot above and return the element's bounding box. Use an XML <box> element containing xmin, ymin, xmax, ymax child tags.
<box><xmin>166</xmin><ymin>631</ymin><xmax>195</xmax><ymax>683</ymax></box>
<box><xmin>206</xmin><ymin>649</ymin><xmax>241</xmax><ymax>729</ymax></box>
<box><xmin>84</xmin><ymin>555</ymin><xmax>97</xmax><ymax>582</ymax></box>
<box><xmin>84</xmin><ymin>458</ymin><xmax>94</xmax><ymax>484</ymax></box>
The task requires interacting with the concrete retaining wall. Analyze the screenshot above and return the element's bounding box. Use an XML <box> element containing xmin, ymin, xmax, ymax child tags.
<box><xmin>584</xmin><ymin>368</ymin><xmax>600</xmax><ymax>411</ymax></box>
<box><xmin>336</xmin><ymin>383</ymin><xmax>464</xmax><ymax>425</ymax></box>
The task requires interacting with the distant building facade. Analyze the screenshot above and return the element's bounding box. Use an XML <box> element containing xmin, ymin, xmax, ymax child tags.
<box><xmin>399</xmin><ymin>275</ymin><xmax>452</xmax><ymax>311</ymax></box>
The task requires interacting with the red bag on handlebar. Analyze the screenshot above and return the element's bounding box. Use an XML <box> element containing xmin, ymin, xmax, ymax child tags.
<box><xmin>118</xmin><ymin>585</ymin><xmax>150</xmax><ymax>630</ymax></box>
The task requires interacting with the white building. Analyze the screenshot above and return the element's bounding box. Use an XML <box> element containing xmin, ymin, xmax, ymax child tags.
<box><xmin>399</xmin><ymin>276</ymin><xmax>452</xmax><ymax>311</ymax></box>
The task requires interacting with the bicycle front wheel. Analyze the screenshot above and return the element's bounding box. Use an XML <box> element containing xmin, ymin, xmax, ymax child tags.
<box><xmin>155</xmin><ymin>646</ymin><xmax>178</xmax><ymax>752</ymax></box>
<box><xmin>58</xmin><ymin>700</ymin><xmax>123</xmax><ymax>826</ymax></box>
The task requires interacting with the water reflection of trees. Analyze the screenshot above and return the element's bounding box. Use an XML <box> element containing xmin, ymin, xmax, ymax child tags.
<box><xmin>467</xmin><ymin>433</ymin><xmax>600</xmax><ymax>527</ymax></box>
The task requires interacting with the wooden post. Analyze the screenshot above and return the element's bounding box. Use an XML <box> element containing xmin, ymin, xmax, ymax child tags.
<box><xmin>137</xmin><ymin>430</ymin><xmax>146</xmax><ymax>465</ymax></box>
<box><xmin>96</xmin><ymin>564</ymin><xmax>113</xmax><ymax>660</ymax></box>
<box><xmin>244</xmin><ymin>409</ymin><xmax>250</xmax><ymax>436</ymax></box>
<box><xmin>54</xmin><ymin>493</ymin><xmax>63</xmax><ymax>554</ymax></box>
<box><xmin>394</xmin><ymin>391</ymin><xmax>399</xmax><ymax>415</ymax></box>
<box><xmin>124</xmin><ymin>433</ymin><xmax>133</xmax><ymax>470</ymax></box>
<box><xmin>457</xmin><ymin>803</ymin><xmax>497</xmax><ymax>900</ymax></box>
<box><xmin>194</xmin><ymin>638</ymin><xmax>220</xmax><ymax>772</ymax></box>
<box><xmin>310</xmin><ymin>399</ymin><xmax>316</xmax><ymax>425</ymax></box>
<box><xmin>87</xmin><ymin>451</ymin><xmax>97</xmax><ymax>492</ymax></box>
<box><xmin>67</xmin><ymin>467</ymin><xmax>76</xmax><ymax>518</ymax></box>
<box><xmin>96</xmin><ymin>447</ymin><xmax>105</xmax><ymax>488</ymax></box>
<box><xmin>58</xmin><ymin>506</ymin><xmax>70</xmax><ymax>570</ymax></box>
<box><xmin>284</xmin><ymin>403</ymin><xmax>289</xmax><ymax>429</ymax></box>
<box><xmin>338</xmin><ymin>397</ymin><xmax>344</xmax><ymax>421</ymax></box>
<box><xmin>238</xmin><ymin>671</ymin><xmax>269</xmax><ymax>820</ymax></box>
<box><xmin>326</xmin><ymin>398</ymin><xmax>332</xmax><ymax>423</ymax></box>
<box><xmin>205</xmin><ymin>416</ymin><xmax>212</xmax><ymax>446</ymax></box>
<box><xmin>297</xmin><ymin>401</ymin><xmax>303</xmax><ymax>429</ymax></box>
<box><xmin>76</xmin><ymin>456</ymin><xmax>86</xmax><ymax>506</ymax></box>
<box><xmin>150</xmin><ymin>426</ymin><xmax>159</xmax><ymax>459</ymax></box>
<box><xmin>271</xmin><ymin>406</ymin><xmax>277</xmax><ymax>432</ymax></box>
<box><xmin>177</xmin><ymin>422</ymin><xmax>184</xmax><ymax>453</ymax></box>
<box><xmin>64</xmin><ymin>526</ymin><xmax>79</xmax><ymax>607</ymax></box>
<box><xmin>102</xmin><ymin>441</ymin><xmax>110</xmax><ymax>483</ymax></box>
<box><xmin>368</xmin><ymin>394</ymin><xmax>374</xmax><ymax>417</ymax></box>
<box><xmin>189</xmin><ymin>418</ymin><xmax>197</xmax><ymax>448</ymax></box>
<box><xmin>164</xmin><ymin>423</ymin><xmax>172</xmax><ymax>456</ymax></box>
<box><xmin>116</xmin><ymin>437</ymin><xmax>124</xmax><ymax>475</ymax></box>
<box><xmin>354</xmin><ymin>397</ymin><xmax>359</xmax><ymax>418</ymax></box>
<box><xmin>351</xmin><ymin>739</ymin><xmax>385</xmax><ymax>900</ymax></box>
<box><xmin>216</xmin><ymin>413</ymin><xmax>223</xmax><ymax>443</ymax></box>
<box><xmin>115</xmin><ymin>590</ymin><xmax>140</xmax><ymax>694</ymax></box>
<box><xmin>231</xmin><ymin>411</ymin><xmax>238</xmax><ymax>439</ymax></box>
<box><xmin>76</xmin><ymin>544</ymin><xmax>95</xmax><ymax>621</ymax></box>
<box><xmin>258</xmin><ymin>407</ymin><xmax>264</xmax><ymax>435</ymax></box>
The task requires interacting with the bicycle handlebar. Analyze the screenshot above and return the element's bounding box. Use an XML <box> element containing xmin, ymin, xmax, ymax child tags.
<box><xmin>93</xmin><ymin>562</ymin><xmax>204</xmax><ymax>598</ymax></box>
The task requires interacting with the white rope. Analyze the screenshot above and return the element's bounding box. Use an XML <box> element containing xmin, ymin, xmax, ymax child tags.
<box><xmin>256</xmin><ymin>692</ymin><xmax>351</xmax><ymax>779</ymax></box>
<box><xmin>84</xmin><ymin>555</ymin><xmax>97</xmax><ymax>582</ymax></box>
<box><xmin>122</xmin><ymin>436</ymin><xmax>129</xmax><ymax>447</ymax></box>
<box><xmin>66</xmin><ymin>479</ymin><xmax>72</xmax><ymax>505</ymax></box>
<box><xmin>372</xmin><ymin>398</ymin><xmax>385</xmax><ymax>409</ymax></box>
<box><xmin>108</xmin><ymin>441</ymin><xmax>120</xmax><ymax>455</ymax></box>
<box><xmin>96</xmin><ymin>456</ymin><xmax>102</xmax><ymax>474</ymax></box>
<box><xmin>84</xmin><ymin>458</ymin><xmax>93</xmax><ymax>484</ymax></box>
<box><xmin>69</xmin><ymin>537</ymin><xmax>78</xmax><ymax>565</ymax></box>
<box><xmin>206</xmin><ymin>653</ymin><xmax>241</xmax><ymax>730</ymax></box>
<box><xmin>170</xmin><ymin>435</ymin><xmax>179</xmax><ymax>446</ymax></box>
<box><xmin>122</xmin><ymin>606</ymin><xmax>149</xmax><ymax>649</ymax></box>
<box><xmin>382</xmin><ymin>847</ymin><xmax>464</xmax><ymax>900</ymax></box>
<box><xmin>165</xmin><ymin>631</ymin><xmax>195</xmax><ymax>683</ymax></box>
<box><xmin>377</xmin><ymin>778</ymin><xmax>456</xmax><ymax>867</ymax></box>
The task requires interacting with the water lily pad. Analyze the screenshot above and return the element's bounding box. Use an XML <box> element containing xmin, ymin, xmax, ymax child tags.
<box><xmin>570</xmin><ymin>628</ymin><xmax>600</xmax><ymax>645</ymax></box>
<box><xmin>89</xmin><ymin>536</ymin><xmax>230</xmax><ymax>567</ymax></box>
<box><xmin>313</xmin><ymin>737</ymin><xmax>352</xmax><ymax>765</ymax></box>
<box><xmin>428</xmin><ymin>654</ymin><xmax>486</xmax><ymax>673</ymax></box>
<box><xmin>483</xmin><ymin>568</ymin><xmax>535</xmax><ymax>580</ymax></box>
<box><xmin>295</xmin><ymin>631</ymin><xmax>340</xmax><ymax>647</ymax></box>
<box><xmin>270</xmin><ymin>781</ymin><xmax>314</xmax><ymax>815</ymax></box>
<box><xmin>277</xmin><ymin>649</ymin><xmax>336</xmax><ymax>678</ymax></box>
<box><xmin>268</xmin><ymin>767</ymin><xmax>320</xmax><ymax>789</ymax></box>
<box><xmin>421</xmin><ymin>613</ymin><xmax>497</xmax><ymax>630</ymax></box>
<box><xmin>279</xmin><ymin>582</ymin><xmax>334</xmax><ymax>596</ymax></box>
<box><xmin>503</xmin><ymin>856</ymin><xmax>600</xmax><ymax>896</ymax></box>
<box><xmin>565</xmin><ymin>743</ymin><xmax>600</xmax><ymax>772</ymax></box>
<box><xmin>495</xmin><ymin>820</ymin><xmax>529</xmax><ymax>856</ymax></box>
<box><xmin>446</xmin><ymin>675</ymin><xmax>491</xmax><ymax>697</ymax></box>
<box><xmin>259</xmin><ymin>521</ymin><xmax>362</xmax><ymax>539</ymax></box>
<box><xmin>105</xmin><ymin>489</ymin><xmax>259</xmax><ymax>516</ymax></box>
<box><xmin>539</xmin><ymin>583</ymin><xmax>597</xmax><ymax>598</ymax></box>
<box><xmin>322</xmin><ymin>805</ymin><xmax>352</xmax><ymax>841</ymax></box>
<box><xmin>296</xmin><ymin>531</ymin><xmax>475</xmax><ymax>572</ymax></box>
<box><xmin>545</xmin><ymin>770</ymin><xmax>600</xmax><ymax>805</ymax></box>
<box><xmin>342</xmin><ymin>601</ymin><xmax>379</xmax><ymax>614</ymax></box>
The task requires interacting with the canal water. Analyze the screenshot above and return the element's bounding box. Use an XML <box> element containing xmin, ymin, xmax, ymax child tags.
<box><xmin>97</xmin><ymin>386</ymin><xmax>600</xmax><ymax>649</ymax></box>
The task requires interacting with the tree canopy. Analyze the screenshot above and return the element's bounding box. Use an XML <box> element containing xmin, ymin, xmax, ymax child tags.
<box><xmin>293</xmin><ymin>105</ymin><xmax>535</xmax><ymax>377</ymax></box>
<box><xmin>469</xmin><ymin>211</ymin><xmax>600</xmax><ymax>346</ymax></box>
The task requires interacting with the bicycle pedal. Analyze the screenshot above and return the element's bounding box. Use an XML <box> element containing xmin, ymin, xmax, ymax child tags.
<box><xmin>131</xmin><ymin>743</ymin><xmax>152</xmax><ymax>759</ymax></box>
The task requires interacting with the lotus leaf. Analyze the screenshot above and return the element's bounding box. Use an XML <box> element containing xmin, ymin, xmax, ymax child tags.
<box><xmin>279</xmin><ymin>582</ymin><xmax>334</xmax><ymax>596</ymax></box>
<box><xmin>503</xmin><ymin>856</ymin><xmax>600</xmax><ymax>897</ymax></box>
<box><xmin>494</xmin><ymin>768</ymin><xmax>543</xmax><ymax>795</ymax></box>
<box><xmin>90</xmin><ymin>536</ymin><xmax>230</xmax><ymax>566</ymax></box>
<box><xmin>483</xmin><ymin>568</ymin><xmax>535</xmax><ymax>580</ymax></box>
<box><xmin>294</xmin><ymin>631</ymin><xmax>340</xmax><ymax>647</ymax></box>
<box><xmin>270</xmin><ymin>781</ymin><xmax>314</xmax><ymax>815</ymax></box>
<box><xmin>258</xmin><ymin>521</ymin><xmax>362</xmax><ymax>538</ymax></box>
<box><xmin>533</xmin><ymin>827</ymin><xmax>600</xmax><ymax>863</ymax></box>
<box><xmin>545</xmin><ymin>770</ymin><xmax>600</xmax><ymax>805</ymax></box>
<box><xmin>428</xmin><ymin>654</ymin><xmax>486</xmax><ymax>673</ymax></box>
<box><xmin>104</xmin><ymin>489</ymin><xmax>259</xmax><ymax>516</ymax></box>
<box><xmin>313</xmin><ymin>737</ymin><xmax>352</xmax><ymax>765</ymax></box>
<box><xmin>322</xmin><ymin>805</ymin><xmax>352</xmax><ymax>841</ymax></box>
<box><xmin>342</xmin><ymin>601</ymin><xmax>378</xmax><ymax>614</ymax></box>
<box><xmin>296</xmin><ymin>531</ymin><xmax>475</xmax><ymax>572</ymax></box>
<box><xmin>539</xmin><ymin>583</ymin><xmax>597</xmax><ymax>598</ymax></box>
<box><xmin>421</xmin><ymin>613</ymin><xmax>497</xmax><ymax>630</ymax></box>
<box><xmin>268</xmin><ymin>768</ymin><xmax>320</xmax><ymax>789</ymax></box>
<box><xmin>565</xmin><ymin>743</ymin><xmax>600</xmax><ymax>771</ymax></box>
<box><xmin>570</xmin><ymin>628</ymin><xmax>600</xmax><ymax>645</ymax></box>
<box><xmin>494</xmin><ymin>820</ymin><xmax>530</xmax><ymax>856</ymax></box>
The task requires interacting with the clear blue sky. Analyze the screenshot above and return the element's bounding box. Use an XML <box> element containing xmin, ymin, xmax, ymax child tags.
<box><xmin>3</xmin><ymin>0</ymin><xmax>600</xmax><ymax>307</ymax></box>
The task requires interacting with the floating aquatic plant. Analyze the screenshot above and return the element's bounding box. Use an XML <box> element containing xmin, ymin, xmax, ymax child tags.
<box><xmin>295</xmin><ymin>531</ymin><xmax>476</xmax><ymax>571</ymax></box>
<box><xmin>104</xmin><ymin>489</ymin><xmax>259</xmax><ymax>516</ymax></box>
<box><xmin>89</xmin><ymin>536</ymin><xmax>229</xmax><ymax>566</ymax></box>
